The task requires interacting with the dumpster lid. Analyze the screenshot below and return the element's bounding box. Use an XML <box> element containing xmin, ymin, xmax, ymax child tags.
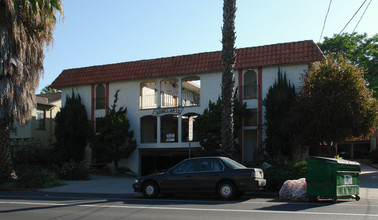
<box><xmin>307</xmin><ymin>156</ymin><xmax>360</xmax><ymax>165</ymax></box>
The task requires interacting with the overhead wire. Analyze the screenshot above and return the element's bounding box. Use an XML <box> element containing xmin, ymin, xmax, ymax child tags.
<box><xmin>338</xmin><ymin>0</ymin><xmax>367</xmax><ymax>35</ymax></box>
<box><xmin>319</xmin><ymin>0</ymin><xmax>333</xmax><ymax>42</ymax></box>
<box><xmin>352</xmin><ymin>0</ymin><xmax>372</xmax><ymax>33</ymax></box>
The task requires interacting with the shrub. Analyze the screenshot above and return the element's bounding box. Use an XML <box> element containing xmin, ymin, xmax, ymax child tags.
<box><xmin>13</xmin><ymin>167</ymin><xmax>63</xmax><ymax>188</ymax></box>
<box><xmin>288</xmin><ymin>161</ymin><xmax>307</xmax><ymax>179</ymax></box>
<box><xmin>264</xmin><ymin>161</ymin><xmax>307</xmax><ymax>192</ymax></box>
<box><xmin>12</xmin><ymin>142</ymin><xmax>55</xmax><ymax>167</ymax></box>
<box><xmin>59</xmin><ymin>160</ymin><xmax>90</xmax><ymax>180</ymax></box>
<box><xmin>369</xmin><ymin>149</ymin><xmax>378</xmax><ymax>163</ymax></box>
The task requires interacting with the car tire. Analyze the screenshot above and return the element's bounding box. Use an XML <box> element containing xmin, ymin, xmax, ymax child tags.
<box><xmin>142</xmin><ymin>181</ymin><xmax>159</xmax><ymax>198</ymax></box>
<box><xmin>217</xmin><ymin>181</ymin><xmax>236</xmax><ymax>200</ymax></box>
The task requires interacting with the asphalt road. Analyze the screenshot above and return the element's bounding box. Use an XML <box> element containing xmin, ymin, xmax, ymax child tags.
<box><xmin>1</xmin><ymin>162</ymin><xmax>377</xmax><ymax>219</ymax></box>
<box><xmin>1</xmin><ymin>192</ymin><xmax>378</xmax><ymax>220</ymax></box>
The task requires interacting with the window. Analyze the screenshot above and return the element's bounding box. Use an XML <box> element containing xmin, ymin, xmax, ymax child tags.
<box><xmin>141</xmin><ymin>116</ymin><xmax>157</xmax><ymax>143</ymax></box>
<box><xmin>222</xmin><ymin>157</ymin><xmax>247</xmax><ymax>169</ymax></box>
<box><xmin>182</xmin><ymin>76</ymin><xmax>200</xmax><ymax>106</ymax></box>
<box><xmin>182</xmin><ymin>113</ymin><xmax>199</xmax><ymax>142</ymax></box>
<box><xmin>36</xmin><ymin>109</ymin><xmax>45</xmax><ymax>130</ymax></box>
<box><xmin>140</xmin><ymin>81</ymin><xmax>157</xmax><ymax>109</ymax></box>
<box><xmin>244</xmin><ymin>70</ymin><xmax>257</xmax><ymax>99</ymax></box>
<box><xmin>9</xmin><ymin>122</ymin><xmax>17</xmax><ymax>133</ymax></box>
<box><xmin>172</xmin><ymin>160</ymin><xmax>196</xmax><ymax>174</ymax></box>
<box><xmin>196</xmin><ymin>158</ymin><xmax>223</xmax><ymax>172</ymax></box>
<box><xmin>244</xmin><ymin>109</ymin><xmax>257</xmax><ymax>126</ymax></box>
<box><xmin>96</xmin><ymin>84</ymin><xmax>106</xmax><ymax>109</ymax></box>
<box><xmin>161</xmin><ymin>114</ymin><xmax>178</xmax><ymax>143</ymax></box>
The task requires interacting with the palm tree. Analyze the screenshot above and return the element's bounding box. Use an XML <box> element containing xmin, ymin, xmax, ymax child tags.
<box><xmin>41</xmin><ymin>85</ymin><xmax>61</xmax><ymax>94</ymax></box>
<box><xmin>0</xmin><ymin>0</ymin><xmax>63</xmax><ymax>183</ymax></box>
<box><xmin>220</xmin><ymin>0</ymin><xmax>237</xmax><ymax>159</ymax></box>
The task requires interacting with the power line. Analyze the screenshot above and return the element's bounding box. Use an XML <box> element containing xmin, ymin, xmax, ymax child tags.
<box><xmin>338</xmin><ymin>0</ymin><xmax>367</xmax><ymax>35</ymax></box>
<box><xmin>319</xmin><ymin>0</ymin><xmax>333</xmax><ymax>42</ymax></box>
<box><xmin>353</xmin><ymin>0</ymin><xmax>372</xmax><ymax>33</ymax></box>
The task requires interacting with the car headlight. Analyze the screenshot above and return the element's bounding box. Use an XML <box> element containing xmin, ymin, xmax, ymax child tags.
<box><xmin>134</xmin><ymin>179</ymin><xmax>139</xmax><ymax>183</ymax></box>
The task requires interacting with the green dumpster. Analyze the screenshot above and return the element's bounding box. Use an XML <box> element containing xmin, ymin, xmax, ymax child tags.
<box><xmin>305</xmin><ymin>156</ymin><xmax>361</xmax><ymax>202</ymax></box>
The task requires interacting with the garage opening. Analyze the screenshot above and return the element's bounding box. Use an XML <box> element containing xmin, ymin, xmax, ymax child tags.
<box><xmin>140</xmin><ymin>149</ymin><xmax>189</xmax><ymax>176</ymax></box>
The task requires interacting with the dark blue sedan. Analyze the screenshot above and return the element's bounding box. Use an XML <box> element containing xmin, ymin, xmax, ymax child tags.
<box><xmin>133</xmin><ymin>156</ymin><xmax>266</xmax><ymax>200</ymax></box>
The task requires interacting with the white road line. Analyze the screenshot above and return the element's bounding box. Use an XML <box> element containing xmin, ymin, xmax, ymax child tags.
<box><xmin>1</xmin><ymin>201</ymin><xmax>378</xmax><ymax>218</ymax></box>
<box><xmin>1</xmin><ymin>195</ymin><xmax>378</xmax><ymax>207</ymax></box>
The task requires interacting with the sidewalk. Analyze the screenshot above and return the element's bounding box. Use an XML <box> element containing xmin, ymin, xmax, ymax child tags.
<box><xmin>359</xmin><ymin>162</ymin><xmax>378</xmax><ymax>200</ymax></box>
<box><xmin>40</xmin><ymin>174</ymin><xmax>136</xmax><ymax>195</ymax></box>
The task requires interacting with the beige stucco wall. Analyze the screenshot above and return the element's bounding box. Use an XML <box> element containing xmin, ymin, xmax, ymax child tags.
<box><xmin>10</xmin><ymin>98</ymin><xmax>61</xmax><ymax>148</ymax></box>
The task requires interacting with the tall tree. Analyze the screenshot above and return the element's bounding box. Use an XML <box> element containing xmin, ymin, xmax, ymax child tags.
<box><xmin>291</xmin><ymin>55</ymin><xmax>377</xmax><ymax>156</ymax></box>
<box><xmin>90</xmin><ymin>90</ymin><xmax>136</xmax><ymax>170</ymax></box>
<box><xmin>318</xmin><ymin>33</ymin><xmax>378</xmax><ymax>97</ymax></box>
<box><xmin>0</xmin><ymin>0</ymin><xmax>63</xmax><ymax>183</ymax></box>
<box><xmin>263</xmin><ymin>69</ymin><xmax>296</xmax><ymax>162</ymax></box>
<box><xmin>220</xmin><ymin>0</ymin><xmax>237</xmax><ymax>159</ymax></box>
<box><xmin>197</xmin><ymin>94</ymin><xmax>246</xmax><ymax>157</ymax></box>
<box><xmin>54</xmin><ymin>91</ymin><xmax>89</xmax><ymax>163</ymax></box>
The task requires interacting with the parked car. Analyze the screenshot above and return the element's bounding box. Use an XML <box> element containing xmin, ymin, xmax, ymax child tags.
<box><xmin>133</xmin><ymin>156</ymin><xmax>266</xmax><ymax>200</ymax></box>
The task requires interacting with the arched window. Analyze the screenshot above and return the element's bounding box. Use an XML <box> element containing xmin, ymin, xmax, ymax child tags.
<box><xmin>244</xmin><ymin>70</ymin><xmax>257</xmax><ymax>99</ymax></box>
<box><xmin>96</xmin><ymin>84</ymin><xmax>106</xmax><ymax>109</ymax></box>
<box><xmin>141</xmin><ymin>116</ymin><xmax>157</xmax><ymax>143</ymax></box>
<box><xmin>182</xmin><ymin>113</ymin><xmax>199</xmax><ymax>142</ymax></box>
<box><xmin>182</xmin><ymin>76</ymin><xmax>200</xmax><ymax>106</ymax></box>
<box><xmin>161</xmin><ymin>114</ymin><xmax>178</xmax><ymax>142</ymax></box>
<box><xmin>140</xmin><ymin>81</ymin><xmax>157</xmax><ymax>109</ymax></box>
<box><xmin>161</xmin><ymin>78</ymin><xmax>178</xmax><ymax>108</ymax></box>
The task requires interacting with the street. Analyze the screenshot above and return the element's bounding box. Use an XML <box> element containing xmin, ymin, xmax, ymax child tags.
<box><xmin>1</xmin><ymin>192</ymin><xmax>378</xmax><ymax>220</ymax></box>
<box><xmin>1</xmin><ymin>163</ymin><xmax>377</xmax><ymax>220</ymax></box>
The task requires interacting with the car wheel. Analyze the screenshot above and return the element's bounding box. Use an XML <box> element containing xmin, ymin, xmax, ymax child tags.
<box><xmin>217</xmin><ymin>181</ymin><xmax>236</xmax><ymax>200</ymax></box>
<box><xmin>142</xmin><ymin>181</ymin><xmax>159</xmax><ymax>198</ymax></box>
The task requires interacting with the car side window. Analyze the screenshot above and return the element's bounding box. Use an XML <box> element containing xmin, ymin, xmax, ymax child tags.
<box><xmin>171</xmin><ymin>160</ymin><xmax>196</xmax><ymax>174</ymax></box>
<box><xmin>196</xmin><ymin>159</ymin><xmax>223</xmax><ymax>172</ymax></box>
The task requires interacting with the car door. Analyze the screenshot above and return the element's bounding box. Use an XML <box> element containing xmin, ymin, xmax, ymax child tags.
<box><xmin>162</xmin><ymin>159</ymin><xmax>198</xmax><ymax>192</ymax></box>
<box><xmin>190</xmin><ymin>158</ymin><xmax>224</xmax><ymax>192</ymax></box>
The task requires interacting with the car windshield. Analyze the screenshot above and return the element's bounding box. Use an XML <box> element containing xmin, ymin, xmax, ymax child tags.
<box><xmin>222</xmin><ymin>157</ymin><xmax>246</xmax><ymax>169</ymax></box>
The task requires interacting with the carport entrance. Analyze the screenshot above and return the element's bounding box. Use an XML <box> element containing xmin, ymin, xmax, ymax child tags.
<box><xmin>140</xmin><ymin>149</ymin><xmax>189</xmax><ymax>176</ymax></box>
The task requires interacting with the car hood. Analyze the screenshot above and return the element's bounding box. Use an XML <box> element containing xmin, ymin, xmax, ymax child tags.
<box><xmin>138</xmin><ymin>172</ymin><xmax>165</xmax><ymax>181</ymax></box>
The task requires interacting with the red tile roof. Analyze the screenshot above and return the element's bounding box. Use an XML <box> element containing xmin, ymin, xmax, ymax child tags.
<box><xmin>51</xmin><ymin>40</ymin><xmax>324</xmax><ymax>88</ymax></box>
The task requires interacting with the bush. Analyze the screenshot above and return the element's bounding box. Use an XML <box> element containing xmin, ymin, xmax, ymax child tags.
<box><xmin>369</xmin><ymin>149</ymin><xmax>378</xmax><ymax>163</ymax></box>
<box><xmin>264</xmin><ymin>161</ymin><xmax>307</xmax><ymax>192</ymax></box>
<box><xmin>288</xmin><ymin>161</ymin><xmax>307</xmax><ymax>179</ymax></box>
<box><xmin>59</xmin><ymin>160</ymin><xmax>90</xmax><ymax>180</ymax></box>
<box><xmin>12</xmin><ymin>142</ymin><xmax>55</xmax><ymax>167</ymax></box>
<box><xmin>13</xmin><ymin>167</ymin><xmax>63</xmax><ymax>188</ymax></box>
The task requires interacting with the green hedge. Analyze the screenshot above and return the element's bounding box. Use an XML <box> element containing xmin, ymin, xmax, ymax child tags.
<box><xmin>13</xmin><ymin>167</ymin><xmax>63</xmax><ymax>188</ymax></box>
<box><xmin>59</xmin><ymin>160</ymin><xmax>90</xmax><ymax>180</ymax></box>
<box><xmin>264</xmin><ymin>161</ymin><xmax>307</xmax><ymax>192</ymax></box>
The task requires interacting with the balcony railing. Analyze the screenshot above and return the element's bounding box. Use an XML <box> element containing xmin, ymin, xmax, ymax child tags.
<box><xmin>140</xmin><ymin>94</ymin><xmax>157</xmax><ymax>109</ymax></box>
<box><xmin>161</xmin><ymin>92</ymin><xmax>178</xmax><ymax>108</ymax></box>
<box><xmin>243</xmin><ymin>85</ymin><xmax>258</xmax><ymax>99</ymax></box>
<box><xmin>140</xmin><ymin>91</ymin><xmax>201</xmax><ymax>109</ymax></box>
<box><xmin>182</xmin><ymin>91</ymin><xmax>200</xmax><ymax>107</ymax></box>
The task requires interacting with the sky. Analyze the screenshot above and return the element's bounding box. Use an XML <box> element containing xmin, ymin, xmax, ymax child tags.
<box><xmin>40</xmin><ymin>0</ymin><xmax>378</xmax><ymax>93</ymax></box>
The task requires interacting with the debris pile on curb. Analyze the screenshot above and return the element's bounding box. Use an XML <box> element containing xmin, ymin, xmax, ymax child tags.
<box><xmin>279</xmin><ymin>178</ymin><xmax>307</xmax><ymax>201</ymax></box>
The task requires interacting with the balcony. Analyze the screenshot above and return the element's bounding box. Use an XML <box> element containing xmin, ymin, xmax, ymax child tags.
<box><xmin>140</xmin><ymin>94</ymin><xmax>157</xmax><ymax>109</ymax></box>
